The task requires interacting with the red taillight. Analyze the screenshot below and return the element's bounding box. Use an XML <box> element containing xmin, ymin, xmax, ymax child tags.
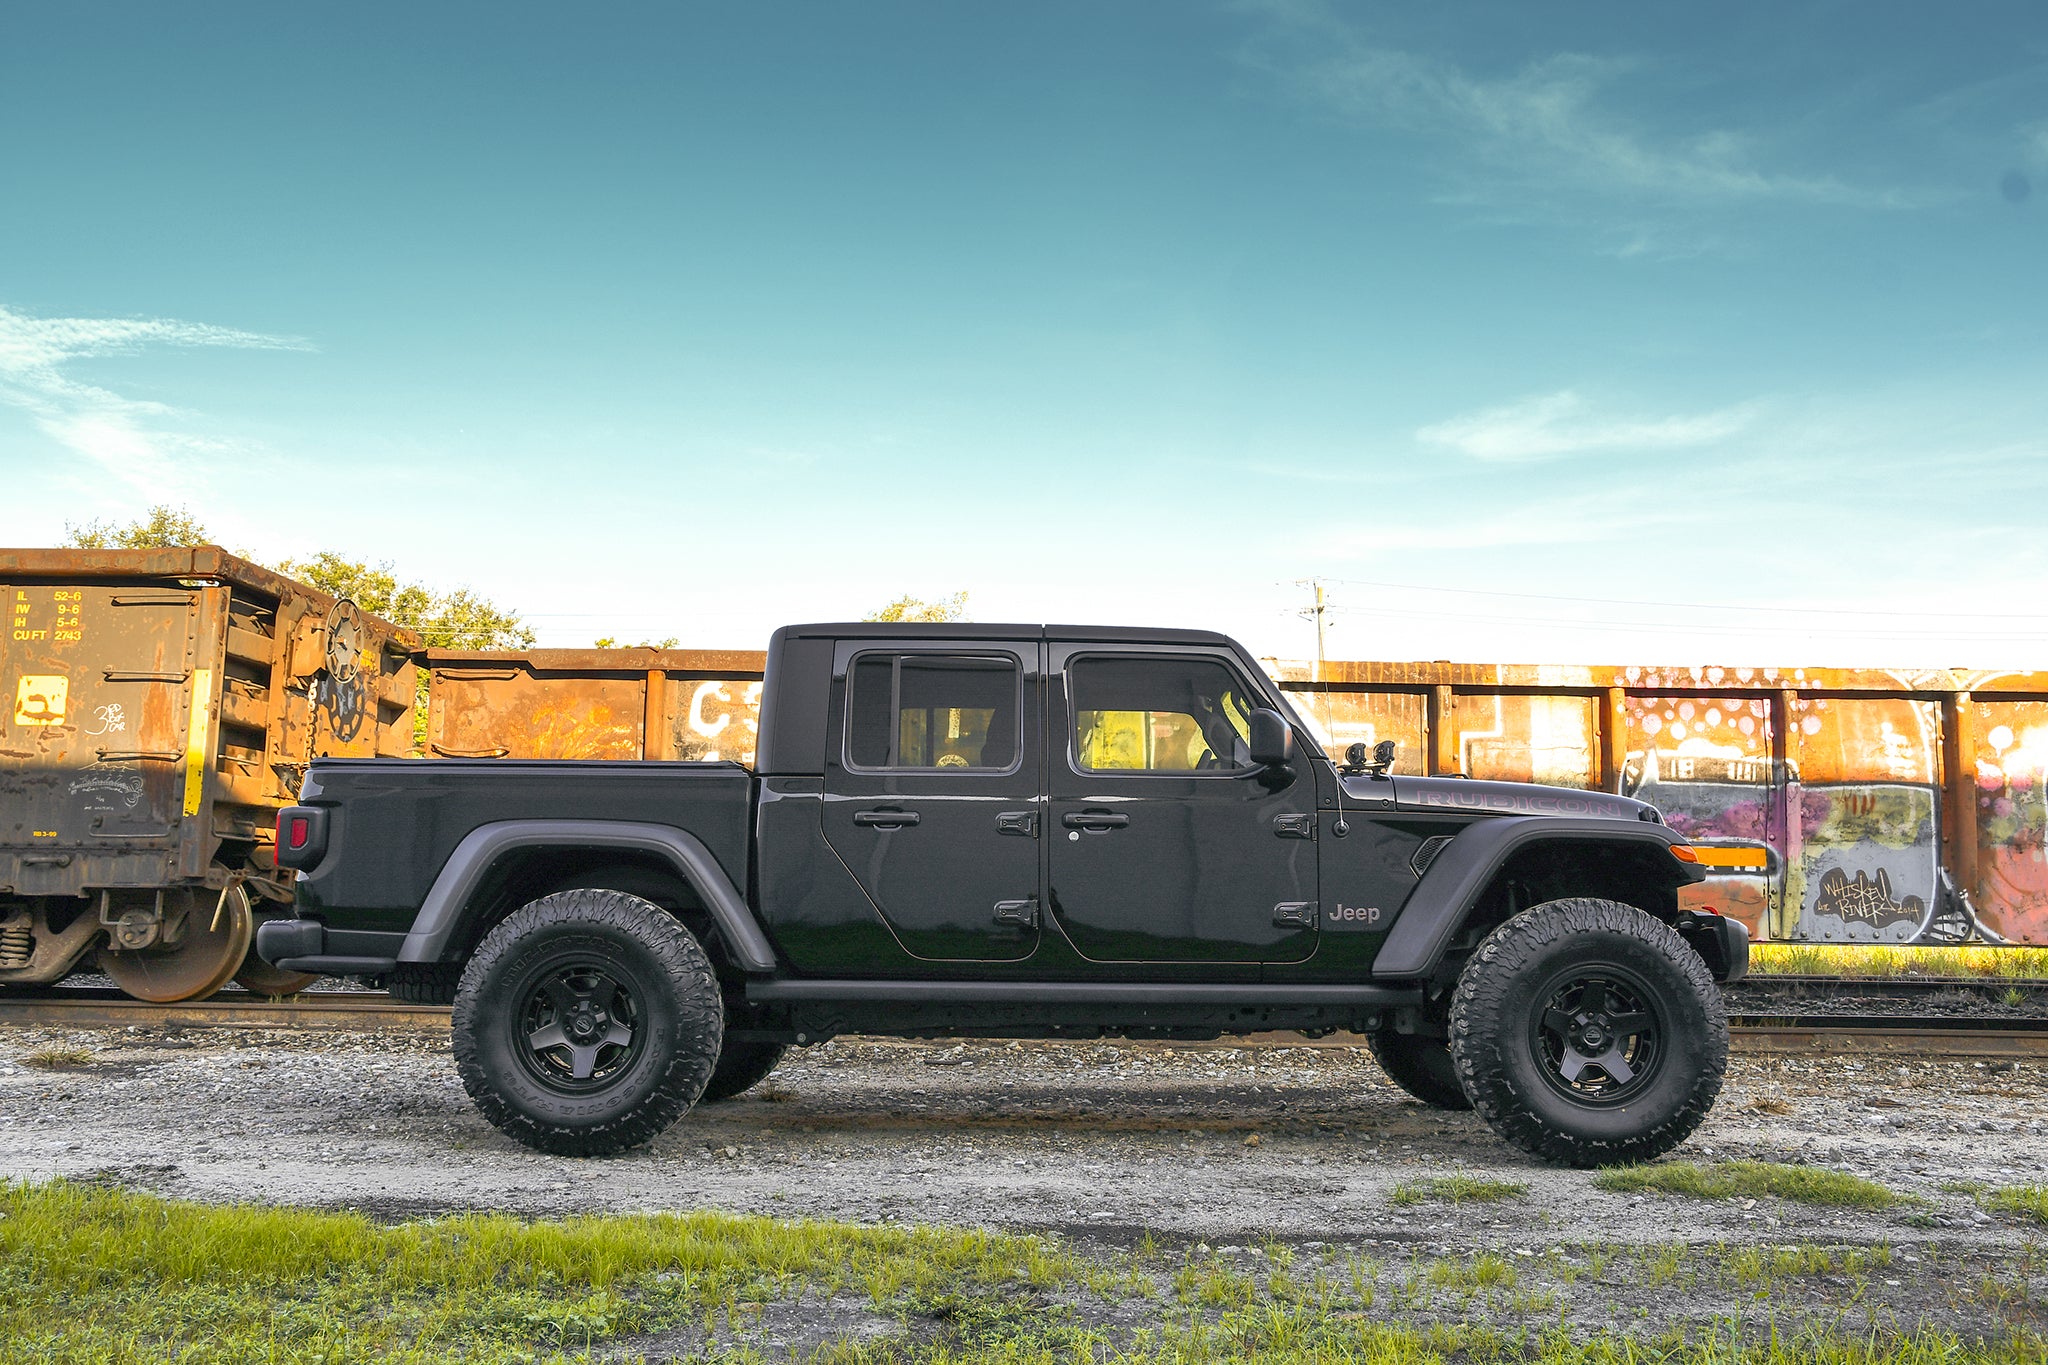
<box><xmin>287</xmin><ymin>816</ymin><xmax>310</xmax><ymax>850</ymax></box>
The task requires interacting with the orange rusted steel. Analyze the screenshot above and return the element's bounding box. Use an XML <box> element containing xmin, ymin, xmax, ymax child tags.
<box><xmin>1</xmin><ymin>548</ymin><xmax>418</xmax><ymax>981</ymax></box>
<box><xmin>424</xmin><ymin>648</ymin><xmax>765</xmax><ymax>766</ymax></box>
<box><xmin>1270</xmin><ymin>658</ymin><xmax>2048</xmax><ymax>950</ymax></box>
<box><xmin>416</xmin><ymin>643</ymin><xmax>2048</xmax><ymax>952</ymax></box>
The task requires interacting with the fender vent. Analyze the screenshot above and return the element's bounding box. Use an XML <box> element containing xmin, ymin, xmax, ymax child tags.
<box><xmin>1410</xmin><ymin>835</ymin><xmax>1454</xmax><ymax>878</ymax></box>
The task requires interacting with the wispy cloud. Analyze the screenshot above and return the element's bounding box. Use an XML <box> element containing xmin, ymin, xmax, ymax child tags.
<box><xmin>0</xmin><ymin>304</ymin><xmax>310</xmax><ymax>499</ymax></box>
<box><xmin>1238</xmin><ymin>1</ymin><xmax>1912</xmax><ymax>239</ymax></box>
<box><xmin>1417</xmin><ymin>390</ymin><xmax>1752</xmax><ymax>461</ymax></box>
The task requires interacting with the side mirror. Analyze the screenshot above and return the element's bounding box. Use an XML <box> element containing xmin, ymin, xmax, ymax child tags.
<box><xmin>1248</xmin><ymin>708</ymin><xmax>1294</xmax><ymax>768</ymax></box>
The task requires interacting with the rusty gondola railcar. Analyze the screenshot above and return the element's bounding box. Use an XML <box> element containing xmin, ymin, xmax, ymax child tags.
<box><xmin>1</xmin><ymin>547</ymin><xmax>418</xmax><ymax>1001</ymax></box>
<box><xmin>423</xmin><ymin>648</ymin><xmax>766</xmax><ymax>765</ymax></box>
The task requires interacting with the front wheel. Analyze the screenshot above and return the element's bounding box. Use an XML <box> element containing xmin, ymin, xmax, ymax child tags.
<box><xmin>453</xmin><ymin>888</ymin><xmax>723</xmax><ymax>1156</ymax></box>
<box><xmin>1448</xmin><ymin>897</ymin><xmax>1727</xmax><ymax>1168</ymax></box>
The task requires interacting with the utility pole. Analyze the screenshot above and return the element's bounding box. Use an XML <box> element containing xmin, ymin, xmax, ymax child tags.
<box><xmin>1294</xmin><ymin>578</ymin><xmax>1330</xmax><ymax>682</ymax></box>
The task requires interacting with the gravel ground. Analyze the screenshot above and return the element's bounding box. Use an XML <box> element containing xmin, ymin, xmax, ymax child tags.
<box><xmin>0</xmin><ymin>1024</ymin><xmax>2040</xmax><ymax>1255</ymax></box>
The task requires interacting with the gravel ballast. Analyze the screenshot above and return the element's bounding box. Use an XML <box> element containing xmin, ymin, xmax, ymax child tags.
<box><xmin>0</xmin><ymin>1025</ymin><xmax>2040</xmax><ymax>1255</ymax></box>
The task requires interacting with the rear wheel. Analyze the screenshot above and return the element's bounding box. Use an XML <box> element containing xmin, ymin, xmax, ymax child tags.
<box><xmin>453</xmin><ymin>888</ymin><xmax>722</xmax><ymax>1155</ymax></box>
<box><xmin>701</xmin><ymin>1041</ymin><xmax>788</xmax><ymax>1102</ymax></box>
<box><xmin>1448</xmin><ymin>897</ymin><xmax>1727</xmax><ymax>1168</ymax></box>
<box><xmin>1367</xmin><ymin>1032</ymin><xmax>1471</xmax><ymax>1110</ymax></box>
<box><xmin>387</xmin><ymin>961</ymin><xmax>463</xmax><ymax>1005</ymax></box>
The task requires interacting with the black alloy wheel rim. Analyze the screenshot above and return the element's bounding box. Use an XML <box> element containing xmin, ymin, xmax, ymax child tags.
<box><xmin>513</xmin><ymin>960</ymin><xmax>644</xmax><ymax>1094</ymax></box>
<box><xmin>1529</xmin><ymin>964</ymin><xmax>1664</xmax><ymax>1106</ymax></box>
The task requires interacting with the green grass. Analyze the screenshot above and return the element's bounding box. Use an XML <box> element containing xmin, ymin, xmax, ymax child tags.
<box><xmin>19</xmin><ymin>1044</ymin><xmax>94</xmax><ymax>1069</ymax></box>
<box><xmin>1388</xmin><ymin>1174</ymin><xmax>1530</xmax><ymax>1206</ymax></box>
<box><xmin>0</xmin><ymin>1180</ymin><xmax>2040</xmax><ymax>1363</ymax></box>
<box><xmin>1987</xmin><ymin>1185</ymin><xmax>2048</xmax><ymax>1226</ymax></box>
<box><xmin>0</xmin><ymin>1179</ymin><xmax>1074</xmax><ymax>1362</ymax></box>
<box><xmin>1595</xmin><ymin>1159</ymin><xmax>1899</xmax><ymax>1209</ymax></box>
<box><xmin>1750</xmin><ymin>943</ymin><xmax>2048</xmax><ymax>979</ymax></box>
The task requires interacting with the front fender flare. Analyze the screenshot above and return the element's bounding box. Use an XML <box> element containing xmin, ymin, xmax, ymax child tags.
<box><xmin>396</xmin><ymin>820</ymin><xmax>778</xmax><ymax>973</ymax></box>
<box><xmin>1371</xmin><ymin>816</ymin><xmax>1698</xmax><ymax>979</ymax></box>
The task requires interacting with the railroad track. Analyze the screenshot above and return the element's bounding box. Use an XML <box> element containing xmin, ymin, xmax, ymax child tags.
<box><xmin>2</xmin><ymin>986</ymin><xmax>2045</xmax><ymax>1058</ymax></box>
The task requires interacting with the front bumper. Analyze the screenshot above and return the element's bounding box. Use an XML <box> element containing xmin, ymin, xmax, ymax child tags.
<box><xmin>1675</xmin><ymin>910</ymin><xmax>1749</xmax><ymax>984</ymax></box>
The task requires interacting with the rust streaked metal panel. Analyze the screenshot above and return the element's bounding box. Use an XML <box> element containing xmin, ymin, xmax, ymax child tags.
<box><xmin>1</xmin><ymin>547</ymin><xmax>420</xmax><ymax>903</ymax></box>
<box><xmin>424</xmin><ymin>648</ymin><xmax>766</xmax><ymax>765</ymax></box>
<box><xmin>1267</xmin><ymin>655</ymin><xmax>2048</xmax><ymax>949</ymax></box>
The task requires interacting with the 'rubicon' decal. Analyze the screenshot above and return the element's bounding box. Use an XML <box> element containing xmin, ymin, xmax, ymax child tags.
<box><xmin>1415</xmin><ymin>789</ymin><xmax>1607</xmax><ymax>816</ymax></box>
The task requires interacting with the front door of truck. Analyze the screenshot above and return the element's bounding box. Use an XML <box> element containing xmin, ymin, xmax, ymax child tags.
<box><xmin>1046</xmin><ymin>646</ymin><xmax>1319</xmax><ymax>964</ymax></box>
<box><xmin>820</xmin><ymin>641</ymin><xmax>1042</xmax><ymax>962</ymax></box>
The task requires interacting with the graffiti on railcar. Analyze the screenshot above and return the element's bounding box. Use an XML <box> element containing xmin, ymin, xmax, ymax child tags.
<box><xmin>670</xmin><ymin>679</ymin><xmax>763</xmax><ymax>766</ymax></box>
<box><xmin>1971</xmin><ymin>699</ymin><xmax>2048</xmax><ymax>943</ymax></box>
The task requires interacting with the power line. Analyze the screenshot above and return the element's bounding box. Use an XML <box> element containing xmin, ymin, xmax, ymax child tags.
<box><xmin>1317</xmin><ymin>576</ymin><xmax>2048</xmax><ymax>623</ymax></box>
<box><xmin>1319</xmin><ymin>600</ymin><xmax>2038</xmax><ymax>642</ymax></box>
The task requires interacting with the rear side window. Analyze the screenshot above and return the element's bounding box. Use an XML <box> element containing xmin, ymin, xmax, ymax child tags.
<box><xmin>1070</xmin><ymin>655</ymin><xmax>1255</xmax><ymax>772</ymax></box>
<box><xmin>846</xmin><ymin>654</ymin><xmax>1020</xmax><ymax>771</ymax></box>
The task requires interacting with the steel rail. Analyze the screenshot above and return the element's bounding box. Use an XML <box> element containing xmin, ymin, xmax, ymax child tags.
<box><xmin>0</xmin><ymin>990</ymin><xmax>2044</xmax><ymax>1057</ymax></box>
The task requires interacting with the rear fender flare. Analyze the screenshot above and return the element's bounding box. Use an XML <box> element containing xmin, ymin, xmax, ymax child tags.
<box><xmin>396</xmin><ymin>820</ymin><xmax>777</xmax><ymax>973</ymax></box>
<box><xmin>1371</xmin><ymin>816</ymin><xmax>1697</xmax><ymax>979</ymax></box>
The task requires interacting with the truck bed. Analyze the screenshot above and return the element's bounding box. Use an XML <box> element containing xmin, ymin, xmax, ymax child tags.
<box><xmin>290</xmin><ymin>759</ymin><xmax>754</xmax><ymax>934</ymax></box>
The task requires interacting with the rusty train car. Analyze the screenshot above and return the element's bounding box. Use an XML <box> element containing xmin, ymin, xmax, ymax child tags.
<box><xmin>1269</xmin><ymin>660</ymin><xmax>2048</xmax><ymax>948</ymax></box>
<box><xmin>424</xmin><ymin>648</ymin><xmax>766</xmax><ymax>765</ymax></box>
<box><xmin>415</xmin><ymin>645</ymin><xmax>2048</xmax><ymax>950</ymax></box>
<box><xmin>0</xmin><ymin>548</ymin><xmax>418</xmax><ymax>1001</ymax></box>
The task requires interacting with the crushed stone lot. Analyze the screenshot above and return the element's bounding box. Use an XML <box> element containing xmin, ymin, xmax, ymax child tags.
<box><xmin>2</xmin><ymin>1024</ymin><xmax>2044</xmax><ymax>1355</ymax></box>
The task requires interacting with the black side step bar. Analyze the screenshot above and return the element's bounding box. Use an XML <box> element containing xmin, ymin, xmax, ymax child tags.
<box><xmin>746</xmin><ymin>979</ymin><xmax>1422</xmax><ymax>1007</ymax></box>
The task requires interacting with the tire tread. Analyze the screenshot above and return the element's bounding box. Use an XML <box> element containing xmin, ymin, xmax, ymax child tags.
<box><xmin>452</xmin><ymin>888</ymin><xmax>722</xmax><ymax>1156</ymax></box>
<box><xmin>1447</xmin><ymin>897</ymin><xmax>1727</xmax><ymax>1168</ymax></box>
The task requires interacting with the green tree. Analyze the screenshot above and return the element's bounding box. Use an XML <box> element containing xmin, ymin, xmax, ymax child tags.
<box><xmin>864</xmin><ymin>591</ymin><xmax>969</xmax><ymax>623</ymax></box>
<box><xmin>63</xmin><ymin>504</ymin><xmax>211</xmax><ymax>548</ymax></box>
<box><xmin>275</xmin><ymin>552</ymin><xmax>536</xmax><ymax>650</ymax></box>
<box><xmin>594</xmin><ymin>636</ymin><xmax>681</xmax><ymax>649</ymax></box>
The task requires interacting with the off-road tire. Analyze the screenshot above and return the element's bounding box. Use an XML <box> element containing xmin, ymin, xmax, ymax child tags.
<box><xmin>1367</xmin><ymin>1032</ymin><xmax>1472</xmax><ymax>1110</ymax></box>
<box><xmin>387</xmin><ymin>961</ymin><xmax>464</xmax><ymax>1005</ymax></box>
<box><xmin>700</xmin><ymin>1041</ymin><xmax>788</xmax><ymax>1103</ymax></box>
<box><xmin>1448</xmin><ymin>897</ymin><xmax>1727</xmax><ymax>1168</ymax></box>
<box><xmin>453</xmin><ymin>888</ymin><xmax>722</xmax><ymax>1156</ymax></box>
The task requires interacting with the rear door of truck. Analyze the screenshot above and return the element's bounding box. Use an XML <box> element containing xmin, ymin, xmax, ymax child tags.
<box><xmin>819</xmin><ymin>637</ymin><xmax>1043</xmax><ymax>961</ymax></box>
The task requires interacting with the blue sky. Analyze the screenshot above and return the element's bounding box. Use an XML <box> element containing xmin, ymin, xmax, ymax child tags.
<box><xmin>3</xmin><ymin>2</ymin><xmax>2044</xmax><ymax>666</ymax></box>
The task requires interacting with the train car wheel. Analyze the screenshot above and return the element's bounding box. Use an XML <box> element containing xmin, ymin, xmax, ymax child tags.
<box><xmin>97</xmin><ymin>886</ymin><xmax>254</xmax><ymax>1003</ymax></box>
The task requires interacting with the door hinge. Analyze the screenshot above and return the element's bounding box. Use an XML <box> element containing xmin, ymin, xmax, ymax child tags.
<box><xmin>1274</xmin><ymin>813</ymin><xmax>1316</xmax><ymax>839</ymax></box>
<box><xmin>996</xmin><ymin>810</ymin><xmax>1037</xmax><ymax>837</ymax></box>
<box><xmin>1272</xmin><ymin>901</ymin><xmax>1318</xmax><ymax>929</ymax></box>
<box><xmin>993</xmin><ymin>898</ymin><xmax>1039</xmax><ymax>929</ymax></box>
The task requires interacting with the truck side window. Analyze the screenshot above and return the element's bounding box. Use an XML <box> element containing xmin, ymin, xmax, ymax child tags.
<box><xmin>1070</xmin><ymin>656</ymin><xmax>1255</xmax><ymax>773</ymax></box>
<box><xmin>846</xmin><ymin>654</ymin><xmax>1019</xmax><ymax>771</ymax></box>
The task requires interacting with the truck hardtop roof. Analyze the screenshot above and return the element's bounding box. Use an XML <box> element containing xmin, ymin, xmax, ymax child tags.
<box><xmin>775</xmin><ymin>622</ymin><xmax>1239</xmax><ymax>647</ymax></box>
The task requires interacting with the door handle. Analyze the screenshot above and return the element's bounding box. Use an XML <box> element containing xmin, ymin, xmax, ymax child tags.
<box><xmin>993</xmin><ymin>898</ymin><xmax>1039</xmax><ymax>928</ymax></box>
<box><xmin>1061</xmin><ymin>811</ymin><xmax>1129</xmax><ymax>831</ymax></box>
<box><xmin>852</xmin><ymin>809</ymin><xmax>920</xmax><ymax>828</ymax></box>
<box><xmin>996</xmin><ymin>810</ymin><xmax>1037</xmax><ymax>837</ymax></box>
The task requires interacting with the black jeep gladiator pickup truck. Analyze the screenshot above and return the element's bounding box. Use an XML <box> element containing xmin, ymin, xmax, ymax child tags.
<box><xmin>259</xmin><ymin>622</ymin><xmax>1746</xmax><ymax>1166</ymax></box>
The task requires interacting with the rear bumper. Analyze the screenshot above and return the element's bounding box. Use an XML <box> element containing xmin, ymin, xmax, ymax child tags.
<box><xmin>254</xmin><ymin>918</ymin><xmax>401</xmax><ymax>976</ymax></box>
